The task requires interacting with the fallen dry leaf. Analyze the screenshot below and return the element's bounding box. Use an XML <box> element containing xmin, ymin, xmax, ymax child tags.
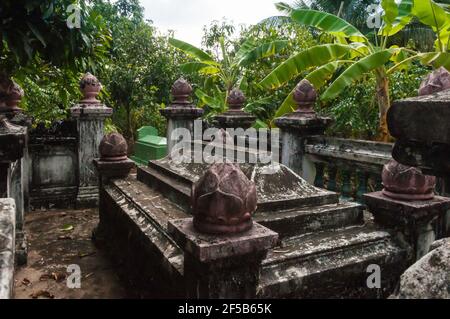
<box><xmin>21</xmin><ymin>278</ymin><xmax>31</xmax><ymax>287</ymax></box>
<box><xmin>40</xmin><ymin>271</ymin><xmax>67</xmax><ymax>283</ymax></box>
<box><xmin>30</xmin><ymin>290</ymin><xmax>55</xmax><ymax>299</ymax></box>
<box><xmin>52</xmin><ymin>272</ymin><xmax>66</xmax><ymax>282</ymax></box>
<box><xmin>85</xmin><ymin>272</ymin><xmax>94</xmax><ymax>279</ymax></box>
<box><xmin>58</xmin><ymin>235</ymin><xmax>73</xmax><ymax>240</ymax></box>
<box><xmin>39</xmin><ymin>274</ymin><xmax>51</xmax><ymax>281</ymax></box>
<box><xmin>78</xmin><ymin>251</ymin><xmax>96</xmax><ymax>258</ymax></box>
<box><xmin>60</xmin><ymin>224</ymin><xmax>74</xmax><ymax>232</ymax></box>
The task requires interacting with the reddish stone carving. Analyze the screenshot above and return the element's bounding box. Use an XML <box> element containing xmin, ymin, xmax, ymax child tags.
<box><xmin>227</xmin><ymin>88</ymin><xmax>246</xmax><ymax>111</ymax></box>
<box><xmin>4</xmin><ymin>81</ymin><xmax>24</xmax><ymax>111</ymax></box>
<box><xmin>213</xmin><ymin>88</ymin><xmax>254</xmax><ymax>130</ymax></box>
<box><xmin>382</xmin><ymin>159</ymin><xmax>436</xmax><ymax>200</ymax></box>
<box><xmin>192</xmin><ymin>162</ymin><xmax>257</xmax><ymax>234</ymax></box>
<box><xmin>171</xmin><ymin>78</ymin><xmax>193</xmax><ymax>105</ymax></box>
<box><xmin>418</xmin><ymin>67</ymin><xmax>450</xmax><ymax>96</ymax></box>
<box><xmin>79</xmin><ymin>72</ymin><xmax>102</xmax><ymax>104</ymax></box>
<box><xmin>293</xmin><ymin>79</ymin><xmax>317</xmax><ymax>116</ymax></box>
<box><xmin>0</xmin><ymin>78</ymin><xmax>24</xmax><ymax>112</ymax></box>
<box><xmin>99</xmin><ymin>132</ymin><xmax>128</xmax><ymax>161</ymax></box>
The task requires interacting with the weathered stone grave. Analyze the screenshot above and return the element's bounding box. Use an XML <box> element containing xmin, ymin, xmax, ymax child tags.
<box><xmin>131</xmin><ymin>126</ymin><xmax>167</xmax><ymax>165</ymax></box>
<box><xmin>93</xmin><ymin>79</ymin><xmax>412</xmax><ymax>298</ymax></box>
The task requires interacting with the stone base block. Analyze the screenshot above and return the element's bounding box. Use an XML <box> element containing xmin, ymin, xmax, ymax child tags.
<box><xmin>76</xmin><ymin>186</ymin><xmax>99</xmax><ymax>208</ymax></box>
<box><xmin>168</xmin><ymin>218</ymin><xmax>278</xmax><ymax>298</ymax></box>
<box><xmin>15</xmin><ymin>230</ymin><xmax>27</xmax><ymax>266</ymax></box>
<box><xmin>168</xmin><ymin>219</ymin><xmax>278</xmax><ymax>263</ymax></box>
<box><xmin>365</xmin><ymin>191</ymin><xmax>450</xmax><ymax>259</ymax></box>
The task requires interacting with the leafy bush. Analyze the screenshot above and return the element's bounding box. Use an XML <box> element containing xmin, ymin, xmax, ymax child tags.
<box><xmin>324</xmin><ymin>63</ymin><xmax>430</xmax><ymax>139</ymax></box>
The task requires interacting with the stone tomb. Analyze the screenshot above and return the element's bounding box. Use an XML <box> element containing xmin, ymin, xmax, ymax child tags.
<box><xmin>94</xmin><ymin>78</ymin><xmax>410</xmax><ymax>298</ymax></box>
<box><xmin>97</xmin><ymin>137</ymin><xmax>410</xmax><ymax>298</ymax></box>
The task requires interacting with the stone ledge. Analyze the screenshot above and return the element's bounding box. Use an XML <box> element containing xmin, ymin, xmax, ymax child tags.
<box><xmin>94</xmin><ymin>158</ymin><xmax>135</xmax><ymax>178</ymax></box>
<box><xmin>389</xmin><ymin>89</ymin><xmax>450</xmax><ymax>145</ymax></box>
<box><xmin>365</xmin><ymin>191</ymin><xmax>450</xmax><ymax>225</ymax></box>
<box><xmin>70</xmin><ymin>104</ymin><xmax>113</xmax><ymax>119</ymax></box>
<box><xmin>274</xmin><ymin>115</ymin><xmax>332</xmax><ymax>133</ymax></box>
<box><xmin>168</xmin><ymin>218</ymin><xmax>278</xmax><ymax>263</ymax></box>
<box><xmin>0</xmin><ymin>198</ymin><xmax>16</xmax><ymax>299</ymax></box>
<box><xmin>160</xmin><ymin>107</ymin><xmax>204</xmax><ymax>119</ymax></box>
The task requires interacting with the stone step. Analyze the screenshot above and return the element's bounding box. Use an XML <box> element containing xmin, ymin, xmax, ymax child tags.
<box><xmin>102</xmin><ymin>177</ymin><xmax>190</xmax><ymax>297</ymax></box>
<box><xmin>254</xmin><ymin>202</ymin><xmax>364</xmax><ymax>239</ymax></box>
<box><xmin>189</xmin><ymin>140</ymin><xmax>273</xmax><ymax>164</ymax></box>
<box><xmin>148</xmin><ymin>159</ymin><xmax>194</xmax><ymax>187</ymax></box>
<box><xmin>137</xmin><ymin>165</ymin><xmax>192</xmax><ymax>212</ymax></box>
<box><xmin>141</xmin><ymin>157</ymin><xmax>339</xmax><ymax>213</ymax></box>
<box><xmin>258</xmin><ymin>226</ymin><xmax>411</xmax><ymax>298</ymax></box>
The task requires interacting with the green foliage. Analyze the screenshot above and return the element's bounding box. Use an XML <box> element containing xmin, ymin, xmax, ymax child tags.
<box><xmin>99</xmin><ymin>2</ymin><xmax>188</xmax><ymax>139</ymax></box>
<box><xmin>325</xmin><ymin>63</ymin><xmax>430</xmax><ymax>139</ymax></box>
<box><xmin>14</xmin><ymin>65</ymin><xmax>82</xmax><ymax>126</ymax></box>
<box><xmin>4</xmin><ymin>0</ymin><xmax>446</xmax><ymax>143</ymax></box>
<box><xmin>261</xmin><ymin>0</ymin><xmax>450</xmax><ymax>140</ymax></box>
<box><xmin>172</xmin><ymin>19</ymin><xmax>317</xmax><ymax>125</ymax></box>
<box><xmin>274</xmin><ymin>0</ymin><xmax>377</xmax><ymax>34</ymax></box>
<box><xmin>1</xmin><ymin>0</ymin><xmax>110</xmax><ymax>126</ymax></box>
<box><xmin>0</xmin><ymin>0</ymin><xmax>110</xmax><ymax>75</ymax></box>
<box><xmin>2</xmin><ymin>0</ymin><xmax>186</xmax><ymax>137</ymax></box>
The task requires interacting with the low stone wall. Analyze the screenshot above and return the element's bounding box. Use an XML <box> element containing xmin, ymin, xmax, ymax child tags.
<box><xmin>28</xmin><ymin>121</ymin><xmax>78</xmax><ymax>209</ymax></box>
<box><xmin>0</xmin><ymin>198</ymin><xmax>16</xmax><ymax>299</ymax></box>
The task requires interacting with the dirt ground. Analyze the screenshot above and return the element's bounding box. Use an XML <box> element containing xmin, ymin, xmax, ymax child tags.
<box><xmin>13</xmin><ymin>209</ymin><xmax>130</xmax><ymax>299</ymax></box>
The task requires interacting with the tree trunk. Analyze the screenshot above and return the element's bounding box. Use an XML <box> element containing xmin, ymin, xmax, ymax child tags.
<box><xmin>375</xmin><ymin>69</ymin><xmax>391</xmax><ymax>142</ymax></box>
<box><xmin>125</xmin><ymin>105</ymin><xmax>134</xmax><ymax>142</ymax></box>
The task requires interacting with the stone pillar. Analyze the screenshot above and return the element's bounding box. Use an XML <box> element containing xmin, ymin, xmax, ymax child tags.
<box><xmin>274</xmin><ymin>79</ymin><xmax>332</xmax><ymax>183</ymax></box>
<box><xmin>0</xmin><ymin>114</ymin><xmax>27</xmax><ymax>264</ymax></box>
<box><xmin>0</xmin><ymin>78</ymin><xmax>32</xmax><ymax>214</ymax></box>
<box><xmin>169</xmin><ymin>219</ymin><xmax>277</xmax><ymax>299</ymax></box>
<box><xmin>214</xmin><ymin>88</ymin><xmax>256</xmax><ymax>131</ymax></box>
<box><xmin>0</xmin><ymin>77</ymin><xmax>24</xmax><ymax>117</ymax></box>
<box><xmin>387</xmin><ymin>69</ymin><xmax>450</xmax><ymax>239</ymax></box>
<box><xmin>0</xmin><ymin>79</ymin><xmax>31</xmax><ymax>265</ymax></box>
<box><xmin>71</xmin><ymin>73</ymin><xmax>112</xmax><ymax>207</ymax></box>
<box><xmin>213</xmin><ymin>89</ymin><xmax>259</xmax><ymax>161</ymax></box>
<box><xmin>93</xmin><ymin>132</ymin><xmax>134</xmax><ymax>244</ymax></box>
<box><xmin>0</xmin><ymin>198</ymin><xmax>16</xmax><ymax>299</ymax></box>
<box><xmin>160</xmin><ymin>78</ymin><xmax>203</xmax><ymax>155</ymax></box>
<box><xmin>168</xmin><ymin>163</ymin><xmax>278</xmax><ymax>298</ymax></box>
<box><xmin>365</xmin><ymin>160</ymin><xmax>450</xmax><ymax>260</ymax></box>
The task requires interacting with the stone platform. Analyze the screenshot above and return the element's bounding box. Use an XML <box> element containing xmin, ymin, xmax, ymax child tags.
<box><xmin>98</xmin><ymin>151</ymin><xmax>411</xmax><ymax>298</ymax></box>
<box><xmin>138</xmin><ymin>155</ymin><xmax>338</xmax><ymax>213</ymax></box>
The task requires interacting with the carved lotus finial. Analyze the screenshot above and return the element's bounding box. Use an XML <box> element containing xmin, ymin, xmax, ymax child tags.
<box><xmin>418</xmin><ymin>67</ymin><xmax>450</xmax><ymax>96</ymax></box>
<box><xmin>0</xmin><ymin>78</ymin><xmax>24</xmax><ymax>112</ymax></box>
<box><xmin>99</xmin><ymin>132</ymin><xmax>128</xmax><ymax>161</ymax></box>
<box><xmin>227</xmin><ymin>88</ymin><xmax>246</xmax><ymax>111</ymax></box>
<box><xmin>192</xmin><ymin>162</ymin><xmax>257</xmax><ymax>234</ymax></box>
<box><xmin>293</xmin><ymin>79</ymin><xmax>317</xmax><ymax>116</ymax></box>
<box><xmin>171</xmin><ymin>78</ymin><xmax>192</xmax><ymax>105</ymax></box>
<box><xmin>294</xmin><ymin>79</ymin><xmax>317</xmax><ymax>103</ymax></box>
<box><xmin>79</xmin><ymin>72</ymin><xmax>102</xmax><ymax>104</ymax></box>
<box><xmin>382</xmin><ymin>159</ymin><xmax>436</xmax><ymax>201</ymax></box>
<box><xmin>4</xmin><ymin>81</ymin><xmax>24</xmax><ymax>110</ymax></box>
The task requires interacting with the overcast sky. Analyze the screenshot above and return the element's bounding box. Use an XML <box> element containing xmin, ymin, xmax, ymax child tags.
<box><xmin>141</xmin><ymin>0</ymin><xmax>280</xmax><ymax>46</ymax></box>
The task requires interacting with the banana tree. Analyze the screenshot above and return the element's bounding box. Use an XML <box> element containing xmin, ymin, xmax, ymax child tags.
<box><xmin>260</xmin><ymin>0</ymin><xmax>450</xmax><ymax>141</ymax></box>
<box><xmin>169</xmin><ymin>37</ymin><xmax>289</xmax><ymax>119</ymax></box>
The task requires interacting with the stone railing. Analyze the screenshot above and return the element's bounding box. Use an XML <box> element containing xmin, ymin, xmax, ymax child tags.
<box><xmin>0</xmin><ymin>198</ymin><xmax>16</xmax><ymax>299</ymax></box>
<box><xmin>303</xmin><ymin>137</ymin><xmax>393</xmax><ymax>203</ymax></box>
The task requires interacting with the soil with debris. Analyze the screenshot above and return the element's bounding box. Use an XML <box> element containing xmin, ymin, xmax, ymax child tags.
<box><xmin>14</xmin><ymin>209</ymin><xmax>130</xmax><ymax>299</ymax></box>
